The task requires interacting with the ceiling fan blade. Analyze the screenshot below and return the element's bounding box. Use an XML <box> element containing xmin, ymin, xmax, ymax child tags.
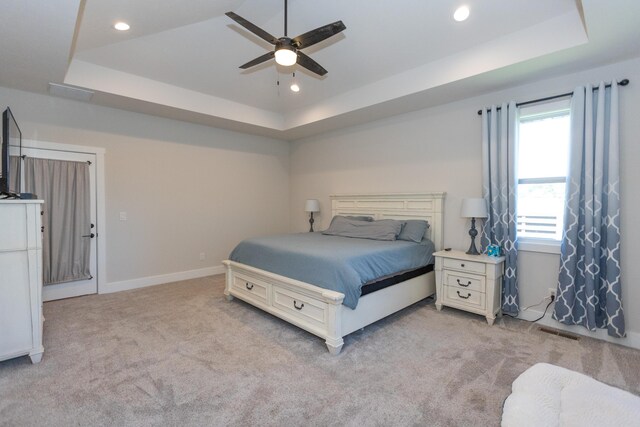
<box><xmin>292</xmin><ymin>21</ymin><xmax>346</xmax><ymax>50</ymax></box>
<box><xmin>225</xmin><ymin>12</ymin><xmax>279</xmax><ymax>45</ymax></box>
<box><xmin>296</xmin><ymin>52</ymin><xmax>327</xmax><ymax>76</ymax></box>
<box><xmin>239</xmin><ymin>51</ymin><xmax>275</xmax><ymax>69</ymax></box>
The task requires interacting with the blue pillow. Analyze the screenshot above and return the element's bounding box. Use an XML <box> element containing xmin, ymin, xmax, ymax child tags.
<box><xmin>398</xmin><ymin>220</ymin><xmax>429</xmax><ymax>243</ymax></box>
<box><xmin>323</xmin><ymin>216</ymin><xmax>402</xmax><ymax>241</ymax></box>
<box><xmin>342</xmin><ymin>215</ymin><xmax>374</xmax><ymax>222</ymax></box>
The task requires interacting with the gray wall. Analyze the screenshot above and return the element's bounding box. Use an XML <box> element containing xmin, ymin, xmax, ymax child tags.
<box><xmin>2</xmin><ymin>56</ymin><xmax>638</xmax><ymax>344</ymax></box>
<box><xmin>0</xmin><ymin>86</ymin><xmax>290</xmax><ymax>285</ymax></box>
<box><xmin>289</xmin><ymin>57</ymin><xmax>640</xmax><ymax>339</ymax></box>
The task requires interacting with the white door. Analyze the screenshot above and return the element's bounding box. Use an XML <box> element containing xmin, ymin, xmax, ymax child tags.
<box><xmin>12</xmin><ymin>146</ymin><xmax>98</xmax><ymax>301</ymax></box>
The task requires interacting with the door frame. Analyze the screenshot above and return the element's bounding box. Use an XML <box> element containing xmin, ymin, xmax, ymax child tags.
<box><xmin>17</xmin><ymin>139</ymin><xmax>106</xmax><ymax>295</ymax></box>
<box><xmin>21</xmin><ymin>147</ymin><xmax>98</xmax><ymax>301</ymax></box>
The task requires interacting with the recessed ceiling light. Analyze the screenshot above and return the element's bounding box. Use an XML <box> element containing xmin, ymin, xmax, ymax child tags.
<box><xmin>114</xmin><ymin>22</ymin><xmax>130</xmax><ymax>31</ymax></box>
<box><xmin>453</xmin><ymin>6</ymin><xmax>470</xmax><ymax>22</ymax></box>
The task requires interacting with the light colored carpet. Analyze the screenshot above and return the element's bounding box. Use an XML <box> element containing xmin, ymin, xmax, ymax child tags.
<box><xmin>1</xmin><ymin>275</ymin><xmax>639</xmax><ymax>426</ymax></box>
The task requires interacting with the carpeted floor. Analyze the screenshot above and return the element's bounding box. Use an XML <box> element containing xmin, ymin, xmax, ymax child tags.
<box><xmin>1</xmin><ymin>275</ymin><xmax>639</xmax><ymax>427</ymax></box>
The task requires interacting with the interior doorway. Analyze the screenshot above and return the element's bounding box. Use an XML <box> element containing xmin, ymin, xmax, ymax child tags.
<box><xmin>11</xmin><ymin>141</ymin><xmax>105</xmax><ymax>301</ymax></box>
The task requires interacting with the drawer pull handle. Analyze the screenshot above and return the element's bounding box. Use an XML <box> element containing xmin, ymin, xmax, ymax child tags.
<box><xmin>460</xmin><ymin>263</ymin><xmax>465</xmax><ymax>267</ymax></box>
<box><xmin>245</xmin><ymin>282</ymin><xmax>254</xmax><ymax>290</ymax></box>
<box><xmin>456</xmin><ymin>291</ymin><xmax>471</xmax><ymax>299</ymax></box>
<box><xmin>456</xmin><ymin>279</ymin><xmax>471</xmax><ymax>287</ymax></box>
<box><xmin>293</xmin><ymin>300</ymin><xmax>304</xmax><ymax>310</ymax></box>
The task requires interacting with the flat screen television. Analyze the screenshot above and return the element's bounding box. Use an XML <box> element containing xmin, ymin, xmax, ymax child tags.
<box><xmin>0</xmin><ymin>107</ymin><xmax>22</xmax><ymax>197</ymax></box>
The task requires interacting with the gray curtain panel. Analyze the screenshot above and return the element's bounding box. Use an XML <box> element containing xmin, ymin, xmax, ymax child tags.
<box><xmin>9</xmin><ymin>155</ymin><xmax>20</xmax><ymax>191</ymax></box>
<box><xmin>553</xmin><ymin>82</ymin><xmax>625</xmax><ymax>338</ymax></box>
<box><xmin>23</xmin><ymin>157</ymin><xmax>91</xmax><ymax>286</ymax></box>
<box><xmin>480</xmin><ymin>102</ymin><xmax>519</xmax><ymax>315</ymax></box>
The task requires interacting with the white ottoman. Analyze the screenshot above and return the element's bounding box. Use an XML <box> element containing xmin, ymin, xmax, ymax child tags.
<box><xmin>502</xmin><ymin>363</ymin><xmax>640</xmax><ymax>427</ymax></box>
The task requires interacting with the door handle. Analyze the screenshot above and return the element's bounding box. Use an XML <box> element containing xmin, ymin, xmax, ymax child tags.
<box><xmin>82</xmin><ymin>224</ymin><xmax>96</xmax><ymax>238</ymax></box>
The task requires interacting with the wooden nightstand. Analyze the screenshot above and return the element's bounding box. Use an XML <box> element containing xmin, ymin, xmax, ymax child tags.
<box><xmin>434</xmin><ymin>250</ymin><xmax>505</xmax><ymax>325</ymax></box>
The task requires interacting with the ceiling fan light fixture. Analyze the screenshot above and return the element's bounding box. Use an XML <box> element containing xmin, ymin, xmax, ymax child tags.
<box><xmin>226</xmin><ymin>0</ymin><xmax>345</xmax><ymax>77</ymax></box>
<box><xmin>275</xmin><ymin>47</ymin><xmax>297</xmax><ymax>66</ymax></box>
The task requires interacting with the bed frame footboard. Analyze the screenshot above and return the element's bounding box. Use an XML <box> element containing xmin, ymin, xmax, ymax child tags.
<box><xmin>223</xmin><ymin>260</ymin><xmax>435</xmax><ymax>355</ymax></box>
<box><xmin>224</xmin><ymin>260</ymin><xmax>346</xmax><ymax>354</ymax></box>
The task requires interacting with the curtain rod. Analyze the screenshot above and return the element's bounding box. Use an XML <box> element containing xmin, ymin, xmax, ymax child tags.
<box><xmin>20</xmin><ymin>154</ymin><xmax>92</xmax><ymax>165</ymax></box>
<box><xmin>476</xmin><ymin>78</ymin><xmax>629</xmax><ymax>115</ymax></box>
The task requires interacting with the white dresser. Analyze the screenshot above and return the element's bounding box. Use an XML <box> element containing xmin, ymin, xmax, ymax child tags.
<box><xmin>0</xmin><ymin>200</ymin><xmax>45</xmax><ymax>363</ymax></box>
<box><xmin>434</xmin><ymin>250</ymin><xmax>505</xmax><ymax>325</ymax></box>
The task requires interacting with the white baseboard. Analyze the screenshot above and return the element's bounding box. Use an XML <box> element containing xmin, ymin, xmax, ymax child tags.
<box><xmin>101</xmin><ymin>265</ymin><xmax>225</xmax><ymax>294</ymax></box>
<box><xmin>518</xmin><ymin>306</ymin><xmax>640</xmax><ymax>350</ymax></box>
<box><xmin>43</xmin><ymin>281</ymin><xmax>97</xmax><ymax>302</ymax></box>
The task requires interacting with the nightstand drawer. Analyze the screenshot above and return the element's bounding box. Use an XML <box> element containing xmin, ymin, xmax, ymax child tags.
<box><xmin>443</xmin><ymin>258</ymin><xmax>485</xmax><ymax>274</ymax></box>
<box><xmin>444</xmin><ymin>271</ymin><xmax>485</xmax><ymax>293</ymax></box>
<box><xmin>445</xmin><ymin>286</ymin><xmax>485</xmax><ymax>309</ymax></box>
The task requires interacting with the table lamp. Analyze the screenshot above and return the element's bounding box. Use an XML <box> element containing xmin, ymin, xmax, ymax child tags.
<box><xmin>305</xmin><ymin>199</ymin><xmax>320</xmax><ymax>232</ymax></box>
<box><xmin>460</xmin><ymin>198</ymin><xmax>488</xmax><ymax>255</ymax></box>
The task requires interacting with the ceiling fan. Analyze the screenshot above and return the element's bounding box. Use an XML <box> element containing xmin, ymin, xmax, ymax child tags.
<box><xmin>225</xmin><ymin>0</ymin><xmax>346</xmax><ymax>77</ymax></box>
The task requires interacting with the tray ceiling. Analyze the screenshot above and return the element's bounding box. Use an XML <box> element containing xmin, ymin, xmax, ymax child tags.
<box><xmin>2</xmin><ymin>0</ymin><xmax>640</xmax><ymax>139</ymax></box>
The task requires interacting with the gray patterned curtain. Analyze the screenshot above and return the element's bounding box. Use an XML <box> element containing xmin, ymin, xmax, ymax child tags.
<box><xmin>23</xmin><ymin>157</ymin><xmax>91</xmax><ymax>286</ymax></box>
<box><xmin>9</xmin><ymin>156</ymin><xmax>20</xmax><ymax>191</ymax></box>
<box><xmin>553</xmin><ymin>81</ymin><xmax>624</xmax><ymax>338</ymax></box>
<box><xmin>481</xmin><ymin>102</ymin><xmax>519</xmax><ymax>315</ymax></box>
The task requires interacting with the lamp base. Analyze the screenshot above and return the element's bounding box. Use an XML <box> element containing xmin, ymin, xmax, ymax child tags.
<box><xmin>309</xmin><ymin>212</ymin><xmax>315</xmax><ymax>232</ymax></box>
<box><xmin>466</xmin><ymin>240</ymin><xmax>481</xmax><ymax>255</ymax></box>
<box><xmin>465</xmin><ymin>217</ymin><xmax>481</xmax><ymax>255</ymax></box>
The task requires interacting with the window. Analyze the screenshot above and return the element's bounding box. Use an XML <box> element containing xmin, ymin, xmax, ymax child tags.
<box><xmin>517</xmin><ymin>100</ymin><xmax>571</xmax><ymax>243</ymax></box>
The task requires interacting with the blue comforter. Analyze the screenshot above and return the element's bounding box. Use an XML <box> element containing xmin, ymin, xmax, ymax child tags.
<box><xmin>228</xmin><ymin>232</ymin><xmax>435</xmax><ymax>309</ymax></box>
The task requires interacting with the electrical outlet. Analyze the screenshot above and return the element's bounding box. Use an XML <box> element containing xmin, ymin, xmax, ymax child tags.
<box><xmin>548</xmin><ymin>288</ymin><xmax>556</xmax><ymax>299</ymax></box>
<box><xmin>199</xmin><ymin>252</ymin><xmax>205</xmax><ymax>261</ymax></box>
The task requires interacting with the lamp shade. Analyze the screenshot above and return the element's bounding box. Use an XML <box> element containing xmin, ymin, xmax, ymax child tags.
<box><xmin>460</xmin><ymin>198</ymin><xmax>488</xmax><ymax>218</ymax></box>
<box><xmin>305</xmin><ymin>199</ymin><xmax>320</xmax><ymax>213</ymax></box>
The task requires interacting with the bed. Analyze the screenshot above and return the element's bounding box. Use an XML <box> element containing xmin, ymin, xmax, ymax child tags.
<box><xmin>223</xmin><ymin>192</ymin><xmax>445</xmax><ymax>354</ymax></box>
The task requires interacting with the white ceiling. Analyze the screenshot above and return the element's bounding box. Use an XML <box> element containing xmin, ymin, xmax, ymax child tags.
<box><xmin>1</xmin><ymin>0</ymin><xmax>640</xmax><ymax>140</ymax></box>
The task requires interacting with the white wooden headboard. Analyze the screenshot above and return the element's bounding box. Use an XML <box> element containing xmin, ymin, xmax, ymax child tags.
<box><xmin>330</xmin><ymin>192</ymin><xmax>446</xmax><ymax>250</ymax></box>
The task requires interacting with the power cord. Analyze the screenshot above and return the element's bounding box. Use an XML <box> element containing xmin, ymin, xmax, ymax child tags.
<box><xmin>504</xmin><ymin>295</ymin><xmax>555</xmax><ymax>322</ymax></box>
<box><xmin>521</xmin><ymin>295</ymin><xmax>553</xmax><ymax>311</ymax></box>
<box><xmin>529</xmin><ymin>296</ymin><xmax>555</xmax><ymax>322</ymax></box>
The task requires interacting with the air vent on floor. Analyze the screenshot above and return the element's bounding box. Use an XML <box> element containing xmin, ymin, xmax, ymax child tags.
<box><xmin>538</xmin><ymin>326</ymin><xmax>580</xmax><ymax>340</ymax></box>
